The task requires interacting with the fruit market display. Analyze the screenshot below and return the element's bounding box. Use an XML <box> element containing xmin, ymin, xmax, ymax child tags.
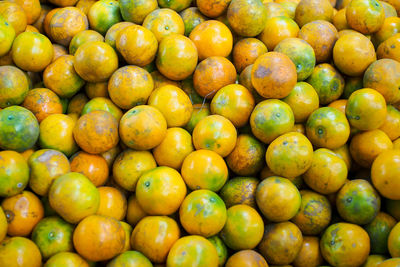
<box><xmin>1</xmin><ymin>0</ymin><xmax>400</xmax><ymax>266</ymax></box>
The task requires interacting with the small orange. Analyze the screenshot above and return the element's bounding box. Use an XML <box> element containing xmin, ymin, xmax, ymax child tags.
<box><xmin>108</xmin><ymin>251</ymin><xmax>153</xmax><ymax>267</ymax></box>
<box><xmin>328</xmin><ymin>99</ymin><xmax>347</xmax><ymax>114</ymax></box>
<box><xmin>81</xmin><ymin>97</ymin><xmax>123</xmax><ymax>122</ymax></box>
<box><xmin>232</xmin><ymin>38</ymin><xmax>268</xmax><ymax>73</ymax></box>
<box><xmin>126</xmin><ymin>195</ymin><xmax>147</xmax><ymax>226</ymax></box>
<box><xmin>180</xmin><ymin>7</ymin><xmax>207</xmax><ymax>36</ymax></box>
<box><xmin>69</xmin><ymin>30</ymin><xmax>104</xmax><ymax>55</ymax></box>
<box><xmin>181</xmin><ymin>149</ymin><xmax>228</xmax><ymax>192</ymax></box>
<box><xmin>0</xmin><ymin>2</ymin><xmax>27</xmax><ymax>35</ymax></box>
<box><xmin>346</xmin><ymin>88</ymin><xmax>387</xmax><ymax>130</ymax></box>
<box><xmin>2</xmin><ymin>191</ymin><xmax>44</xmax><ymax>237</ymax></box>
<box><xmin>189</xmin><ymin>20</ymin><xmax>233</xmax><ymax>60</ymax></box>
<box><xmin>32</xmin><ymin>5</ymin><xmax>52</xmax><ymax>34</ymax></box>
<box><xmin>193</xmin><ymin>56</ymin><xmax>237</xmax><ymax>99</ymax></box>
<box><xmin>219</xmin><ymin>177</ymin><xmax>259</xmax><ymax>208</ymax></box>
<box><xmin>151</xmin><ymin>70</ymin><xmax>182</xmax><ymax>89</ymax></box>
<box><xmin>96</xmin><ymin>187</ymin><xmax>127</xmax><ymax>220</ymax></box>
<box><xmin>131</xmin><ymin>216</ymin><xmax>180</xmax><ymax>263</ymax></box>
<box><xmin>377</xmin><ymin>33</ymin><xmax>400</xmax><ymax>62</ymax></box>
<box><xmin>119</xmin><ymin>105</ymin><xmax>167</xmax><ymax>150</ymax></box>
<box><xmin>258</xmin><ymin>221</ymin><xmax>303</xmax><ymax>265</ymax></box>
<box><xmin>87</xmin><ymin>0</ymin><xmax>121</xmax><ymax>35</ymax></box>
<box><xmin>259</xmin><ymin>17</ymin><xmax>300</xmax><ymax>51</ymax></box>
<box><xmin>0</xmin><ymin>237</ymin><xmax>42</xmax><ymax>267</ymax></box>
<box><xmin>220</xmin><ymin>205</ymin><xmax>264</xmax><ymax>250</ymax></box>
<box><xmin>119</xmin><ymin>0</ymin><xmax>157</xmax><ymax>24</ymax></box>
<box><xmin>70</xmin><ymin>151</ymin><xmax>109</xmax><ymax>186</ymax></box>
<box><xmin>67</xmin><ymin>93</ymin><xmax>88</xmax><ymax>115</ymax></box>
<box><xmin>9</xmin><ymin>0</ymin><xmax>40</xmax><ymax>25</ymax></box>
<box><xmin>293</xmin><ymin>236</ymin><xmax>324</xmax><ymax>267</ymax></box>
<box><xmin>22</xmin><ymin>88</ymin><xmax>63</xmax><ymax>123</ymax></box>
<box><xmin>225</xmin><ymin>250</ymin><xmax>268</xmax><ymax>267</ymax></box>
<box><xmin>44</xmin><ymin>252</ymin><xmax>89</xmax><ymax>267</ymax></box>
<box><xmin>332</xmin><ymin>143</ymin><xmax>353</xmax><ymax>170</ymax></box>
<box><xmin>143</xmin><ymin>8</ymin><xmax>184</xmax><ymax>42</ymax></box>
<box><xmin>0</xmin><ymin>66</ymin><xmax>29</xmax><ymax>108</ymax></box>
<box><xmin>153</xmin><ymin>127</ymin><xmax>194</xmax><ymax>170</ymax></box>
<box><xmin>346</xmin><ymin>0</ymin><xmax>385</xmax><ymax>34</ymax></box>
<box><xmin>73</xmin><ymin>215</ymin><xmax>125</xmax><ymax>262</ymax></box>
<box><xmin>101</xmin><ymin>145</ymin><xmax>121</xmax><ymax>168</ymax></box>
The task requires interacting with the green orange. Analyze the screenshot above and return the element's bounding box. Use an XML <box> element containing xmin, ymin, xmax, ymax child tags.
<box><xmin>180</xmin><ymin>7</ymin><xmax>207</xmax><ymax>36</ymax></box>
<box><xmin>208</xmin><ymin>236</ymin><xmax>228</xmax><ymax>267</ymax></box>
<box><xmin>0</xmin><ymin>66</ymin><xmax>29</xmax><ymax>108</ymax></box>
<box><xmin>119</xmin><ymin>0</ymin><xmax>158</xmax><ymax>24</ymax></box>
<box><xmin>88</xmin><ymin>0</ymin><xmax>121</xmax><ymax>35</ymax></box>
<box><xmin>220</xmin><ymin>177</ymin><xmax>259</xmax><ymax>209</ymax></box>
<box><xmin>69</xmin><ymin>30</ymin><xmax>104</xmax><ymax>55</ymax></box>
<box><xmin>364</xmin><ymin>212</ymin><xmax>396</xmax><ymax>254</ymax></box>
<box><xmin>0</xmin><ymin>237</ymin><xmax>42</xmax><ymax>267</ymax></box>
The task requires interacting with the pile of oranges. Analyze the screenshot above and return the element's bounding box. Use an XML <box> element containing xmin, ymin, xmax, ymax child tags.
<box><xmin>1</xmin><ymin>0</ymin><xmax>400</xmax><ymax>266</ymax></box>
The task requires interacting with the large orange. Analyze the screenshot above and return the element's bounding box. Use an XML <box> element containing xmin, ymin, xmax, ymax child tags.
<box><xmin>107</xmin><ymin>251</ymin><xmax>153</xmax><ymax>267</ymax></box>
<box><xmin>232</xmin><ymin>38</ymin><xmax>268</xmax><ymax>73</ymax></box>
<box><xmin>346</xmin><ymin>0</ymin><xmax>385</xmax><ymax>34</ymax></box>
<box><xmin>119</xmin><ymin>0</ymin><xmax>157</xmax><ymax>24</ymax></box>
<box><xmin>259</xmin><ymin>16</ymin><xmax>300</xmax><ymax>51</ymax></box>
<box><xmin>295</xmin><ymin>0</ymin><xmax>333</xmax><ymax>27</ymax></box>
<box><xmin>143</xmin><ymin>8</ymin><xmax>184</xmax><ymax>42</ymax></box>
<box><xmin>293</xmin><ymin>236</ymin><xmax>324</xmax><ymax>267</ymax></box>
<box><xmin>0</xmin><ymin>2</ymin><xmax>27</xmax><ymax>35</ymax></box>
<box><xmin>22</xmin><ymin>88</ymin><xmax>63</xmax><ymax>123</ymax></box>
<box><xmin>0</xmin><ymin>237</ymin><xmax>42</xmax><ymax>267</ymax></box>
<box><xmin>225</xmin><ymin>250</ymin><xmax>268</xmax><ymax>267</ymax></box>
<box><xmin>0</xmin><ymin>66</ymin><xmax>29</xmax><ymax>108</ymax></box>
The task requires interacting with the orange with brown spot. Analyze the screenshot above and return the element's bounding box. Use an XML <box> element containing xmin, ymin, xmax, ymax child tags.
<box><xmin>22</xmin><ymin>89</ymin><xmax>62</xmax><ymax>123</ymax></box>
<box><xmin>233</xmin><ymin>38</ymin><xmax>268</xmax><ymax>73</ymax></box>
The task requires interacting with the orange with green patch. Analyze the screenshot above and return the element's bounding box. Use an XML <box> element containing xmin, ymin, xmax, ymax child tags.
<box><xmin>346</xmin><ymin>0</ymin><xmax>385</xmax><ymax>34</ymax></box>
<box><xmin>377</xmin><ymin>33</ymin><xmax>400</xmax><ymax>62</ymax></box>
<box><xmin>119</xmin><ymin>0</ymin><xmax>157</xmax><ymax>24</ymax></box>
<box><xmin>0</xmin><ymin>2</ymin><xmax>27</xmax><ymax>35</ymax></box>
<box><xmin>0</xmin><ymin>152</ymin><xmax>28</xmax><ymax>199</ymax></box>
<box><xmin>0</xmin><ymin>66</ymin><xmax>29</xmax><ymax>108</ymax></box>
<box><xmin>233</xmin><ymin>38</ymin><xmax>268</xmax><ymax>73</ymax></box>
<box><xmin>180</xmin><ymin>7</ymin><xmax>207</xmax><ymax>36</ymax></box>
<box><xmin>68</xmin><ymin>30</ymin><xmax>104</xmax><ymax>55</ymax></box>
<box><xmin>185</xmin><ymin>104</ymin><xmax>210</xmax><ymax>133</ymax></box>
<box><xmin>0</xmin><ymin>15</ymin><xmax>15</xmax><ymax>57</ymax></box>
<box><xmin>294</xmin><ymin>0</ymin><xmax>333</xmax><ymax>27</ymax></box>
<box><xmin>108</xmin><ymin>251</ymin><xmax>152</xmax><ymax>267</ymax></box>
<box><xmin>143</xmin><ymin>8</ymin><xmax>185</xmax><ymax>42</ymax></box>
<box><xmin>364</xmin><ymin>212</ymin><xmax>396</xmax><ymax>254</ymax></box>
<box><xmin>81</xmin><ymin>97</ymin><xmax>123</xmax><ymax>122</ymax></box>
<box><xmin>88</xmin><ymin>0</ymin><xmax>121</xmax><ymax>35</ymax></box>
<box><xmin>105</xmin><ymin>21</ymin><xmax>134</xmax><ymax>51</ymax></box>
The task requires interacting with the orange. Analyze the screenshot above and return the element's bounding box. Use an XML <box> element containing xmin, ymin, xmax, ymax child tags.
<box><xmin>306</xmin><ymin>107</ymin><xmax>350</xmax><ymax>149</ymax></box>
<box><xmin>380</xmin><ymin>105</ymin><xmax>400</xmax><ymax>140</ymax></box>
<box><xmin>232</xmin><ymin>38</ymin><xmax>268</xmax><ymax>73</ymax></box>
<box><xmin>282</xmin><ymin>82</ymin><xmax>319</xmax><ymax>123</ymax></box>
<box><xmin>81</xmin><ymin>97</ymin><xmax>123</xmax><ymax>122</ymax></box>
<box><xmin>0</xmin><ymin>66</ymin><xmax>29</xmax><ymax>108</ymax></box>
<box><xmin>197</xmin><ymin>0</ymin><xmax>230</xmax><ymax>17</ymax></box>
<box><xmin>279</xmin><ymin>0</ymin><xmax>298</xmax><ymax>19</ymax></box>
<box><xmin>295</xmin><ymin>0</ymin><xmax>333</xmax><ymax>27</ymax></box>
<box><xmin>39</xmin><ymin>114</ymin><xmax>78</xmax><ymax>157</ymax></box>
<box><xmin>193</xmin><ymin>56</ymin><xmax>237</xmax><ymax>99</ymax></box>
<box><xmin>192</xmin><ymin>115</ymin><xmax>237</xmax><ymax>157</ymax></box>
<box><xmin>148</xmin><ymin>85</ymin><xmax>193</xmax><ymax>127</ymax></box>
<box><xmin>107</xmin><ymin>251</ymin><xmax>153</xmax><ymax>267</ymax></box>
<box><xmin>32</xmin><ymin>5</ymin><xmax>52</xmax><ymax>34</ymax></box>
<box><xmin>320</xmin><ymin>223</ymin><xmax>370</xmax><ymax>266</ymax></box>
<box><xmin>372</xmin><ymin>17</ymin><xmax>400</xmax><ymax>47</ymax></box>
<box><xmin>220</xmin><ymin>177</ymin><xmax>259</xmax><ymax>209</ymax></box>
<box><xmin>298</xmin><ymin>20</ymin><xmax>339</xmax><ymax>63</ymax></box>
<box><xmin>158</xmin><ymin>0</ymin><xmax>191</xmax><ymax>11</ymax></box>
<box><xmin>22</xmin><ymin>88</ymin><xmax>63</xmax><ymax>123</ymax></box>
<box><xmin>104</xmin><ymin>21</ymin><xmax>134</xmax><ymax>51</ymax></box>
<box><xmin>9</xmin><ymin>0</ymin><xmax>40</xmax><ymax>25</ymax></box>
<box><xmin>303</xmin><ymin>148</ymin><xmax>348</xmax><ymax>194</ymax></box>
<box><xmin>126</xmin><ymin>195</ymin><xmax>147</xmax><ymax>226</ymax></box>
<box><xmin>364</xmin><ymin>59</ymin><xmax>400</xmax><ymax>104</ymax></box>
<box><xmin>87</xmin><ymin>0</ymin><xmax>121</xmax><ymax>35</ymax></box>
<box><xmin>119</xmin><ymin>105</ymin><xmax>167</xmax><ymax>150</ymax></box>
<box><xmin>52</xmin><ymin>44</ymin><xmax>68</xmax><ymax>62</ymax></box>
<box><xmin>258</xmin><ymin>221</ymin><xmax>303</xmax><ymax>265</ymax></box>
<box><xmin>185</xmin><ymin>104</ymin><xmax>211</xmax><ymax>133</ymax></box>
<box><xmin>346</xmin><ymin>0</ymin><xmax>385</xmax><ymax>34</ymax></box>
<box><xmin>153</xmin><ymin>127</ymin><xmax>194</xmax><ymax>170</ymax></box>
<box><xmin>220</xmin><ymin>204</ymin><xmax>264</xmax><ymax>250</ymax></box>
<box><xmin>73</xmin><ymin>215</ymin><xmax>125</xmax><ymax>262</ymax></box>
<box><xmin>85</xmin><ymin>81</ymin><xmax>108</xmax><ymax>99</ymax></box>
<box><xmin>151</xmin><ymin>70</ymin><xmax>182</xmax><ymax>89</ymax></box>
<box><xmin>266</xmin><ymin>132</ymin><xmax>313</xmax><ymax>178</ymax></box>
<box><xmin>225</xmin><ymin>250</ymin><xmax>268</xmax><ymax>267</ymax></box>
<box><xmin>387</xmin><ymin>199</ymin><xmax>400</xmax><ymax>221</ymax></box>
<box><xmin>333</xmin><ymin>8</ymin><xmax>349</xmax><ymax>30</ymax></box>
<box><xmin>70</xmin><ymin>152</ymin><xmax>109</xmax><ymax>186</ymax></box>
<box><xmin>43</xmin><ymin>8</ymin><xmax>61</xmax><ymax>38</ymax></box>
<box><xmin>143</xmin><ymin>8</ymin><xmax>184</xmax><ymax>42</ymax></box>
<box><xmin>346</xmin><ymin>88</ymin><xmax>387</xmax><ymax>130</ymax></box>
<box><xmin>31</xmin><ymin>216</ymin><xmax>74</xmax><ymax>259</ymax></box>
<box><xmin>350</xmin><ymin>129</ymin><xmax>393</xmax><ymax>167</ymax></box>
<box><xmin>256</xmin><ymin>176</ymin><xmax>301</xmax><ymax>222</ymax></box>
<box><xmin>49</xmin><ymin>7</ymin><xmax>88</xmax><ymax>47</ymax></box>
<box><xmin>11</xmin><ymin>32</ymin><xmax>53</xmax><ymax>72</ymax></box>
<box><xmin>74</xmin><ymin>41</ymin><xmax>118</xmax><ymax>83</ymax></box>
<box><xmin>371</xmin><ymin>149</ymin><xmax>400</xmax><ymax>200</ymax></box>
<box><xmin>131</xmin><ymin>216</ymin><xmax>180</xmax><ymax>263</ymax></box>
<box><xmin>156</xmin><ymin>34</ymin><xmax>198</xmax><ymax>81</ymax></box>
<box><xmin>179</xmin><ymin>190</ymin><xmax>227</xmax><ymax>237</ymax></box>
<box><xmin>225</xmin><ymin>134</ymin><xmax>265</xmax><ymax>176</ymax></box>
<box><xmin>360</xmin><ymin>255</ymin><xmax>388</xmax><ymax>267</ymax></box>
<box><xmin>136</xmin><ymin>166</ymin><xmax>187</xmax><ymax>215</ymax></box>
<box><xmin>69</xmin><ymin>30</ymin><xmax>104</xmax><ymax>55</ymax></box>
<box><xmin>49</xmin><ymin>172</ymin><xmax>100</xmax><ymax>224</ymax></box>
<box><xmin>259</xmin><ymin>17</ymin><xmax>300</xmax><ymax>51</ymax></box>
<box><xmin>181</xmin><ymin>149</ymin><xmax>228</xmax><ymax>191</ymax></box>
<box><xmin>389</xmin><ymin>222</ymin><xmax>400</xmax><ymax>257</ymax></box>
<box><xmin>0</xmin><ymin>2</ymin><xmax>27</xmax><ymax>35</ymax></box>
<box><xmin>239</xmin><ymin>65</ymin><xmax>268</xmax><ymax>104</ymax></box>
<box><xmin>96</xmin><ymin>187</ymin><xmax>127</xmax><ymax>220</ymax></box>
<box><xmin>207</xmin><ymin>236</ymin><xmax>228</xmax><ymax>267</ymax></box>
<box><xmin>0</xmin><ymin>15</ymin><xmax>15</xmax><ymax>57</ymax></box>
<box><xmin>380</xmin><ymin>258</ymin><xmax>400</xmax><ymax>267</ymax></box>
<box><xmin>377</xmin><ymin>33</ymin><xmax>400</xmax><ymax>62</ymax></box>
<box><xmin>250</xmin><ymin>99</ymin><xmax>295</xmax><ymax>144</ymax></box>
<box><xmin>365</xmin><ymin>212</ymin><xmax>396</xmax><ymax>254</ymax></box>
<box><xmin>44</xmin><ymin>252</ymin><xmax>89</xmax><ymax>267</ymax></box>
<box><xmin>0</xmin><ymin>106</ymin><xmax>39</xmax><ymax>152</ymax></box>
<box><xmin>189</xmin><ymin>20</ymin><xmax>233</xmax><ymax>60</ymax></box>
<box><xmin>328</xmin><ymin>99</ymin><xmax>348</xmax><ymax>114</ymax></box>
<box><xmin>28</xmin><ymin>149</ymin><xmax>70</xmax><ymax>196</ymax></box>
<box><xmin>333</xmin><ymin>143</ymin><xmax>353</xmax><ymax>171</ymax></box>
<box><xmin>381</xmin><ymin>0</ymin><xmax>398</xmax><ymax>17</ymax></box>
<box><xmin>0</xmin><ymin>207</ymin><xmax>6</xmax><ymax>242</ymax></box>
<box><xmin>101</xmin><ymin>145</ymin><xmax>121</xmax><ymax>168</ymax></box>
<box><xmin>0</xmin><ymin>237</ymin><xmax>41</xmax><ymax>267</ymax></box>
<box><xmin>293</xmin><ymin>236</ymin><xmax>324</xmax><ymax>267</ymax></box>
<box><xmin>264</xmin><ymin>2</ymin><xmax>289</xmax><ymax>18</ymax></box>
<box><xmin>119</xmin><ymin>0</ymin><xmax>157</xmax><ymax>24</ymax></box>
<box><xmin>180</xmin><ymin>7</ymin><xmax>207</xmax><ymax>36</ymax></box>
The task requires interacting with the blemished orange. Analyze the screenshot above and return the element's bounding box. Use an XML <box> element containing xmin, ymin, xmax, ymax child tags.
<box><xmin>377</xmin><ymin>33</ymin><xmax>400</xmax><ymax>62</ymax></box>
<box><xmin>0</xmin><ymin>2</ymin><xmax>27</xmax><ymax>35</ymax></box>
<box><xmin>295</xmin><ymin>0</ymin><xmax>334</xmax><ymax>27</ymax></box>
<box><xmin>142</xmin><ymin>8</ymin><xmax>184</xmax><ymax>42</ymax></box>
<box><xmin>346</xmin><ymin>0</ymin><xmax>385</xmax><ymax>34</ymax></box>
<box><xmin>225</xmin><ymin>250</ymin><xmax>268</xmax><ymax>267</ymax></box>
<box><xmin>22</xmin><ymin>88</ymin><xmax>63</xmax><ymax>123</ymax></box>
<box><xmin>233</xmin><ymin>38</ymin><xmax>268</xmax><ymax>73</ymax></box>
<box><xmin>380</xmin><ymin>105</ymin><xmax>400</xmax><ymax>140</ymax></box>
<box><xmin>70</xmin><ymin>151</ymin><xmax>109</xmax><ymax>186</ymax></box>
<box><xmin>0</xmin><ymin>237</ymin><xmax>42</xmax><ymax>267</ymax></box>
<box><xmin>197</xmin><ymin>0</ymin><xmax>231</xmax><ymax>18</ymax></box>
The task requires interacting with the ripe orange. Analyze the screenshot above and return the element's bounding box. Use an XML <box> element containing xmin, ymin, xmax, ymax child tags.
<box><xmin>259</xmin><ymin>17</ymin><xmax>300</xmax><ymax>51</ymax></box>
<box><xmin>44</xmin><ymin>252</ymin><xmax>89</xmax><ymax>267</ymax></box>
<box><xmin>143</xmin><ymin>8</ymin><xmax>184</xmax><ymax>42</ymax></box>
<box><xmin>81</xmin><ymin>97</ymin><xmax>123</xmax><ymax>122</ymax></box>
<box><xmin>346</xmin><ymin>0</ymin><xmax>385</xmax><ymax>34</ymax></box>
<box><xmin>119</xmin><ymin>0</ymin><xmax>157</xmax><ymax>24</ymax></box>
<box><xmin>69</xmin><ymin>30</ymin><xmax>104</xmax><ymax>55</ymax></box>
<box><xmin>0</xmin><ymin>2</ymin><xmax>27</xmax><ymax>35</ymax></box>
<box><xmin>180</xmin><ymin>7</ymin><xmax>207</xmax><ymax>36</ymax></box>
<box><xmin>295</xmin><ymin>0</ymin><xmax>334</xmax><ymax>27</ymax></box>
<box><xmin>380</xmin><ymin>105</ymin><xmax>400</xmax><ymax>140</ymax></box>
<box><xmin>96</xmin><ymin>187</ymin><xmax>127</xmax><ymax>220</ymax></box>
<box><xmin>377</xmin><ymin>33</ymin><xmax>400</xmax><ymax>62</ymax></box>
<box><xmin>0</xmin><ymin>151</ymin><xmax>29</xmax><ymax>198</ymax></box>
<box><xmin>107</xmin><ymin>251</ymin><xmax>153</xmax><ymax>267</ymax></box>
<box><xmin>0</xmin><ymin>237</ymin><xmax>42</xmax><ymax>267</ymax></box>
<box><xmin>197</xmin><ymin>0</ymin><xmax>231</xmax><ymax>18</ymax></box>
<box><xmin>87</xmin><ymin>0</ymin><xmax>121</xmax><ymax>35</ymax></box>
<box><xmin>293</xmin><ymin>236</ymin><xmax>324</xmax><ymax>267</ymax></box>
<box><xmin>225</xmin><ymin>250</ymin><xmax>268</xmax><ymax>267</ymax></box>
<box><xmin>0</xmin><ymin>66</ymin><xmax>29</xmax><ymax>108</ymax></box>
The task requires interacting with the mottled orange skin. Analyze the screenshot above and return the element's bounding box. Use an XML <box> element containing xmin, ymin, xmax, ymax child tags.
<box><xmin>105</xmin><ymin>21</ymin><xmax>135</xmax><ymax>51</ymax></box>
<box><xmin>233</xmin><ymin>38</ymin><xmax>268</xmax><ymax>73</ymax></box>
<box><xmin>225</xmin><ymin>250</ymin><xmax>268</xmax><ymax>267</ymax></box>
<box><xmin>372</xmin><ymin>17</ymin><xmax>400</xmax><ymax>47</ymax></box>
<box><xmin>74</xmin><ymin>41</ymin><xmax>118</xmax><ymax>83</ymax></box>
<box><xmin>251</xmin><ymin>52</ymin><xmax>297</xmax><ymax>99</ymax></box>
<box><xmin>292</xmin><ymin>236</ymin><xmax>324</xmax><ymax>267</ymax></box>
<box><xmin>189</xmin><ymin>20</ymin><xmax>233</xmax><ymax>60</ymax></box>
<box><xmin>117</xmin><ymin>25</ymin><xmax>158</xmax><ymax>67</ymax></box>
<box><xmin>380</xmin><ymin>0</ymin><xmax>398</xmax><ymax>17</ymax></box>
<box><xmin>119</xmin><ymin>105</ymin><xmax>167</xmax><ymax>150</ymax></box>
<box><xmin>67</xmin><ymin>93</ymin><xmax>88</xmax><ymax>115</ymax></box>
<box><xmin>0</xmin><ymin>237</ymin><xmax>42</xmax><ymax>267</ymax></box>
<box><xmin>28</xmin><ymin>149</ymin><xmax>70</xmax><ymax>196</ymax></box>
<box><xmin>2</xmin><ymin>191</ymin><xmax>44</xmax><ymax>237</ymax></box>
<box><xmin>0</xmin><ymin>66</ymin><xmax>29</xmax><ymax>108</ymax></box>
<box><xmin>43</xmin><ymin>8</ymin><xmax>60</xmax><ymax>39</ymax></box>
<box><xmin>295</xmin><ymin>0</ymin><xmax>333</xmax><ymax>27</ymax></box>
<box><xmin>219</xmin><ymin>177</ymin><xmax>259</xmax><ymax>209</ymax></box>
<box><xmin>49</xmin><ymin>7</ymin><xmax>88</xmax><ymax>47</ymax></box>
<box><xmin>377</xmin><ymin>33</ymin><xmax>400</xmax><ymax>62</ymax></box>
<box><xmin>264</xmin><ymin>2</ymin><xmax>289</xmax><ymax>18</ymax></box>
<box><xmin>96</xmin><ymin>186</ymin><xmax>127</xmax><ymax>220</ymax></box>
<box><xmin>85</xmin><ymin>82</ymin><xmax>108</xmax><ymax>99</ymax></box>
<box><xmin>52</xmin><ymin>44</ymin><xmax>67</xmax><ymax>62</ymax></box>
<box><xmin>259</xmin><ymin>17</ymin><xmax>299</xmax><ymax>51</ymax></box>
<box><xmin>136</xmin><ymin>166</ymin><xmax>187</xmax><ymax>215</ymax></box>
<box><xmin>70</xmin><ymin>151</ymin><xmax>109</xmax><ymax>187</ymax></box>
<box><xmin>69</xmin><ymin>30</ymin><xmax>104</xmax><ymax>55</ymax></box>
<box><xmin>372</xmin><ymin>149</ymin><xmax>400</xmax><ymax>200</ymax></box>
<box><xmin>299</xmin><ymin>20</ymin><xmax>339</xmax><ymax>63</ymax></box>
<box><xmin>303</xmin><ymin>148</ymin><xmax>348</xmax><ymax>194</ymax></box>
<box><xmin>346</xmin><ymin>0</ymin><xmax>385</xmax><ymax>34</ymax></box>
<box><xmin>193</xmin><ymin>56</ymin><xmax>237</xmax><ymax>99</ymax></box>
<box><xmin>81</xmin><ymin>97</ymin><xmax>123</xmax><ymax>122</ymax></box>
<box><xmin>142</xmin><ymin>8</ymin><xmax>184</xmax><ymax>42</ymax></box>
<box><xmin>321</xmin><ymin>223</ymin><xmax>370</xmax><ymax>266</ymax></box>
<box><xmin>39</xmin><ymin>114</ymin><xmax>79</xmax><ymax>157</ymax></box>
<box><xmin>73</xmin><ymin>215</ymin><xmax>125</xmax><ymax>262</ymax></box>
<box><xmin>22</xmin><ymin>88</ymin><xmax>63</xmax><ymax>123</ymax></box>
<box><xmin>258</xmin><ymin>221</ymin><xmax>303</xmax><ymax>265</ymax></box>
<box><xmin>131</xmin><ymin>216</ymin><xmax>180</xmax><ymax>263</ymax></box>
<box><xmin>73</xmin><ymin>110</ymin><xmax>119</xmax><ymax>154</ymax></box>
<box><xmin>0</xmin><ymin>2</ymin><xmax>27</xmax><ymax>35</ymax></box>
<box><xmin>44</xmin><ymin>252</ymin><xmax>89</xmax><ymax>267</ymax></box>
<box><xmin>153</xmin><ymin>127</ymin><xmax>194</xmax><ymax>170</ymax></box>
<box><xmin>380</xmin><ymin>105</ymin><xmax>400</xmax><ymax>140</ymax></box>
<box><xmin>126</xmin><ymin>195</ymin><xmax>147</xmax><ymax>226</ymax></box>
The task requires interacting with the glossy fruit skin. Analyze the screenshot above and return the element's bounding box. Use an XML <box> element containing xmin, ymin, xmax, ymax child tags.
<box><xmin>0</xmin><ymin>15</ymin><xmax>15</xmax><ymax>57</ymax></box>
<box><xmin>346</xmin><ymin>88</ymin><xmax>387</xmax><ymax>131</ymax></box>
<box><xmin>69</xmin><ymin>29</ymin><xmax>104</xmax><ymax>55</ymax></box>
<box><xmin>256</xmin><ymin>176</ymin><xmax>301</xmax><ymax>222</ymax></box>
<box><xmin>220</xmin><ymin>177</ymin><xmax>259</xmax><ymax>209</ymax></box>
<box><xmin>44</xmin><ymin>252</ymin><xmax>89</xmax><ymax>267</ymax></box>
<box><xmin>22</xmin><ymin>88</ymin><xmax>63</xmax><ymax>123</ymax></box>
<box><xmin>81</xmin><ymin>97</ymin><xmax>123</xmax><ymax>122</ymax></box>
<box><xmin>73</xmin><ymin>215</ymin><xmax>125</xmax><ymax>262</ymax></box>
<box><xmin>371</xmin><ymin>150</ymin><xmax>400</xmax><ymax>200</ymax></box>
<box><xmin>96</xmin><ymin>186</ymin><xmax>127</xmax><ymax>220</ymax></box>
<box><xmin>105</xmin><ymin>21</ymin><xmax>134</xmax><ymax>51</ymax></box>
<box><xmin>377</xmin><ymin>33</ymin><xmax>400</xmax><ymax>62</ymax></box>
<box><xmin>379</xmin><ymin>258</ymin><xmax>400</xmax><ymax>267</ymax></box>
<box><xmin>126</xmin><ymin>195</ymin><xmax>147</xmax><ymax>227</ymax></box>
<box><xmin>0</xmin><ymin>237</ymin><xmax>42</xmax><ymax>267</ymax></box>
<box><xmin>293</xmin><ymin>236</ymin><xmax>324</xmax><ymax>267</ymax></box>
<box><xmin>143</xmin><ymin>8</ymin><xmax>184</xmax><ymax>42</ymax></box>
<box><xmin>258</xmin><ymin>221</ymin><xmax>303</xmax><ymax>265</ymax></box>
<box><xmin>119</xmin><ymin>105</ymin><xmax>167</xmax><ymax>150</ymax></box>
<box><xmin>119</xmin><ymin>0</ymin><xmax>158</xmax><ymax>24</ymax></box>
<box><xmin>131</xmin><ymin>216</ymin><xmax>180</xmax><ymax>263</ymax></box>
<box><xmin>0</xmin><ymin>66</ymin><xmax>29</xmax><ymax>108</ymax></box>
<box><xmin>48</xmin><ymin>172</ymin><xmax>100</xmax><ymax>224</ymax></box>
<box><xmin>321</xmin><ymin>223</ymin><xmax>370</xmax><ymax>266</ymax></box>
<box><xmin>364</xmin><ymin>212</ymin><xmax>396</xmax><ymax>254</ymax></box>
<box><xmin>380</xmin><ymin>105</ymin><xmax>400</xmax><ymax>140</ymax></box>
<box><xmin>0</xmin><ymin>2</ymin><xmax>27</xmax><ymax>35</ymax></box>
<box><xmin>362</xmin><ymin>255</ymin><xmax>388</xmax><ymax>267</ymax></box>
<box><xmin>0</xmin><ymin>207</ymin><xmax>6</xmax><ymax>242</ymax></box>
<box><xmin>372</xmin><ymin>17</ymin><xmax>400</xmax><ymax>47</ymax></box>
<box><xmin>0</xmin><ymin>151</ymin><xmax>29</xmax><ymax>198</ymax></box>
<box><xmin>233</xmin><ymin>38</ymin><xmax>267</xmax><ymax>74</ymax></box>
<box><xmin>220</xmin><ymin>205</ymin><xmax>264</xmax><ymax>250</ymax></box>
<box><xmin>251</xmin><ymin>52</ymin><xmax>297</xmax><ymax>99</ymax></box>
<box><xmin>180</xmin><ymin>7</ymin><xmax>207</xmax><ymax>36</ymax></box>
<box><xmin>295</xmin><ymin>0</ymin><xmax>333</xmax><ymax>27</ymax></box>
<box><xmin>88</xmin><ymin>0</ymin><xmax>121</xmax><ymax>35</ymax></box>
<box><xmin>208</xmin><ymin>235</ymin><xmax>228</xmax><ymax>267</ymax></box>
<box><xmin>0</xmin><ymin>106</ymin><xmax>39</xmax><ymax>152</ymax></box>
<box><xmin>107</xmin><ymin>250</ymin><xmax>153</xmax><ymax>267</ymax></box>
<box><xmin>185</xmin><ymin>104</ymin><xmax>210</xmax><ymax>133</ymax></box>
<box><xmin>225</xmin><ymin>250</ymin><xmax>268</xmax><ymax>267</ymax></box>
<box><xmin>31</xmin><ymin>216</ymin><xmax>74</xmax><ymax>259</ymax></box>
<box><xmin>259</xmin><ymin>16</ymin><xmax>300</xmax><ymax>51</ymax></box>
<box><xmin>346</xmin><ymin>0</ymin><xmax>385</xmax><ymax>34</ymax></box>
<box><xmin>303</xmin><ymin>148</ymin><xmax>348</xmax><ymax>194</ymax></box>
<box><xmin>179</xmin><ymin>190</ymin><xmax>227</xmax><ymax>237</ymax></box>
